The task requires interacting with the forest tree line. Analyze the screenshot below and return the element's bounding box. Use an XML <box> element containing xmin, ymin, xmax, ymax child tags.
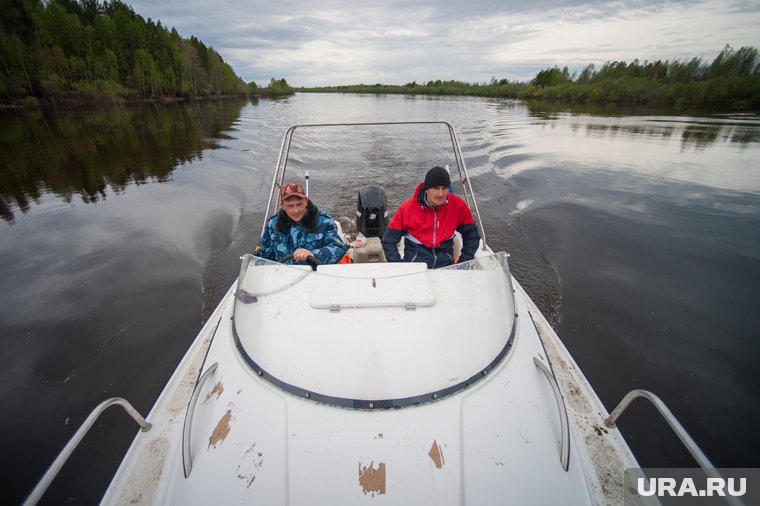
<box><xmin>0</xmin><ymin>0</ymin><xmax>293</xmax><ymax>104</ymax></box>
<box><xmin>302</xmin><ymin>45</ymin><xmax>760</xmax><ymax>110</ymax></box>
<box><xmin>2</xmin><ymin>0</ymin><xmax>756</xmax><ymax>110</ymax></box>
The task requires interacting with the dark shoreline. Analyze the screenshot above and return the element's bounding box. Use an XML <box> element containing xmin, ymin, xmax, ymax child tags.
<box><xmin>296</xmin><ymin>88</ymin><xmax>760</xmax><ymax>113</ymax></box>
<box><xmin>0</xmin><ymin>92</ymin><xmax>297</xmax><ymax>111</ymax></box>
<box><xmin>4</xmin><ymin>92</ymin><xmax>755</xmax><ymax>117</ymax></box>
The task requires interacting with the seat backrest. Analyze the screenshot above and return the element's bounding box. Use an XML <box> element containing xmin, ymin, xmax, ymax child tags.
<box><xmin>353</xmin><ymin>237</ymin><xmax>386</xmax><ymax>263</ymax></box>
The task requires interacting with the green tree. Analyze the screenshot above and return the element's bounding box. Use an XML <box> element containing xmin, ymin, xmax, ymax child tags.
<box><xmin>707</xmin><ymin>45</ymin><xmax>759</xmax><ymax>78</ymax></box>
<box><xmin>531</xmin><ymin>66</ymin><xmax>571</xmax><ymax>87</ymax></box>
<box><xmin>133</xmin><ymin>48</ymin><xmax>158</xmax><ymax>96</ymax></box>
<box><xmin>263</xmin><ymin>77</ymin><xmax>293</xmax><ymax>96</ymax></box>
<box><xmin>0</xmin><ymin>0</ymin><xmax>248</xmax><ymax>101</ymax></box>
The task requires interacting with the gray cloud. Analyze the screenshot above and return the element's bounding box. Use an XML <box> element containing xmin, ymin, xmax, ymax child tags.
<box><xmin>126</xmin><ymin>0</ymin><xmax>760</xmax><ymax>86</ymax></box>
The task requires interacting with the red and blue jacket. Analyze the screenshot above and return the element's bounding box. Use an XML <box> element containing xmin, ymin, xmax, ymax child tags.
<box><xmin>381</xmin><ymin>183</ymin><xmax>480</xmax><ymax>268</ymax></box>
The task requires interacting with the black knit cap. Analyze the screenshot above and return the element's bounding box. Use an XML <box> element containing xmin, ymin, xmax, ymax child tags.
<box><xmin>423</xmin><ymin>166</ymin><xmax>450</xmax><ymax>191</ymax></box>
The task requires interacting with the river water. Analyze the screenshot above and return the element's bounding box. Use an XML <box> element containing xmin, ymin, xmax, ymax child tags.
<box><xmin>1</xmin><ymin>94</ymin><xmax>759</xmax><ymax>504</ymax></box>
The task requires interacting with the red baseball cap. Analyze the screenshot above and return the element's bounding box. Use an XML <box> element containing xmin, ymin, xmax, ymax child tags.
<box><xmin>280</xmin><ymin>183</ymin><xmax>307</xmax><ymax>201</ymax></box>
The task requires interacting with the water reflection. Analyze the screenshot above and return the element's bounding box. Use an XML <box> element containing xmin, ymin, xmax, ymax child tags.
<box><xmin>522</xmin><ymin>101</ymin><xmax>760</xmax><ymax>151</ymax></box>
<box><xmin>583</xmin><ymin>120</ymin><xmax>759</xmax><ymax>150</ymax></box>
<box><xmin>3</xmin><ymin>93</ymin><xmax>759</xmax><ymax>504</ymax></box>
<box><xmin>583</xmin><ymin>122</ymin><xmax>677</xmax><ymax>141</ymax></box>
<box><xmin>0</xmin><ymin>98</ymin><xmax>269</xmax><ymax>505</ymax></box>
<box><xmin>0</xmin><ymin>99</ymin><xmax>249</xmax><ymax>223</ymax></box>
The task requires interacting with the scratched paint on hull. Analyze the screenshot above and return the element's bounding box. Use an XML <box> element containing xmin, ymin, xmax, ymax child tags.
<box><xmin>358</xmin><ymin>461</ymin><xmax>386</xmax><ymax>496</ymax></box>
<box><xmin>208</xmin><ymin>409</ymin><xmax>232</xmax><ymax>449</ymax></box>
<box><xmin>428</xmin><ymin>440</ymin><xmax>445</xmax><ymax>469</ymax></box>
<box><xmin>203</xmin><ymin>380</ymin><xmax>224</xmax><ymax>403</ymax></box>
<box><xmin>235</xmin><ymin>443</ymin><xmax>263</xmax><ymax>489</ymax></box>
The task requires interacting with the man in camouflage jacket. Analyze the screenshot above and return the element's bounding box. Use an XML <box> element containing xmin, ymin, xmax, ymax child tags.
<box><xmin>255</xmin><ymin>183</ymin><xmax>347</xmax><ymax>265</ymax></box>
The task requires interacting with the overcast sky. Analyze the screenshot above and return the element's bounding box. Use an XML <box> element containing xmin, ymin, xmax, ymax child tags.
<box><xmin>125</xmin><ymin>0</ymin><xmax>760</xmax><ymax>87</ymax></box>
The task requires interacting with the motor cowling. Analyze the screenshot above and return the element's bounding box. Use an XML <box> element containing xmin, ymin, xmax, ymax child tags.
<box><xmin>356</xmin><ymin>185</ymin><xmax>387</xmax><ymax>238</ymax></box>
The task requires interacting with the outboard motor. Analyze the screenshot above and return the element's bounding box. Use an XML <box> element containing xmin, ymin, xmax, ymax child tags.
<box><xmin>356</xmin><ymin>185</ymin><xmax>388</xmax><ymax>238</ymax></box>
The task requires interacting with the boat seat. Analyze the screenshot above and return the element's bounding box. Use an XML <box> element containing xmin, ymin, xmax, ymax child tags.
<box><xmin>453</xmin><ymin>231</ymin><xmax>462</xmax><ymax>263</ymax></box>
<box><xmin>352</xmin><ymin>236</ymin><xmax>386</xmax><ymax>263</ymax></box>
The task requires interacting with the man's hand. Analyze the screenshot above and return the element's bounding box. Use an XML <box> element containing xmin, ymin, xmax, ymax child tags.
<box><xmin>293</xmin><ymin>248</ymin><xmax>315</xmax><ymax>262</ymax></box>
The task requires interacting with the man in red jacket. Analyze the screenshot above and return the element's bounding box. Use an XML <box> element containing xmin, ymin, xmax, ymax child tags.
<box><xmin>381</xmin><ymin>166</ymin><xmax>480</xmax><ymax>268</ymax></box>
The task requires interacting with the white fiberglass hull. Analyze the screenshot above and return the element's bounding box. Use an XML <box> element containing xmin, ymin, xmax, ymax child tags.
<box><xmin>100</xmin><ymin>262</ymin><xmax>637</xmax><ymax>505</ymax></box>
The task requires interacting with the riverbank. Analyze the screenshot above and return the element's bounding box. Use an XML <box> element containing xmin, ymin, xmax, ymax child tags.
<box><xmin>298</xmin><ymin>75</ymin><xmax>760</xmax><ymax>112</ymax></box>
<box><xmin>0</xmin><ymin>92</ymin><xmax>295</xmax><ymax>111</ymax></box>
<box><xmin>299</xmin><ymin>46</ymin><xmax>760</xmax><ymax>112</ymax></box>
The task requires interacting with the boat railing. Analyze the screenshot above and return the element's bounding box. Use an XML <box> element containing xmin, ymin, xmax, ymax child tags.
<box><xmin>22</xmin><ymin>398</ymin><xmax>151</xmax><ymax>506</ymax></box>
<box><xmin>263</xmin><ymin>121</ymin><xmax>488</xmax><ymax>249</ymax></box>
<box><xmin>605</xmin><ymin>389</ymin><xmax>745</xmax><ymax>506</ymax></box>
<box><xmin>605</xmin><ymin>389</ymin><xmax>712</xmax><ymax>469</ymax></box>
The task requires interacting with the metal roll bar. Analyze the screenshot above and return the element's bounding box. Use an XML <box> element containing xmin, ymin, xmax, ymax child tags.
<box><xmin>262</xmin><ymin>121</ymin><xmax>488</xmax><ymax>248</ymax></box>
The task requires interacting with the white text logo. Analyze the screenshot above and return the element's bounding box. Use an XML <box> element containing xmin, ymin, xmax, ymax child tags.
<box><xmin>637</xmin><ymin>477</ymin><xmax>746</xmax><ymax>497</ymax></box>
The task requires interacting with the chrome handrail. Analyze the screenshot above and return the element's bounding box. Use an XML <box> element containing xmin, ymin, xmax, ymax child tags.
<box><xmin>182</xmin><ymin>362</ymin><xmax>218</xmax><ymax>478</ymax></box>
<box><xmin>533</xmin><ymin>356</ymin><xmax>570</xmax><ymax>471</ymax></box>
<box><xmin>261</xmin><ymin>121</ymin><xmax>488</xmax><ymax>246</ymax></box>
<box><xmin>605</xmin><ymin>389</ymin><xmax>745</xmax><ymax>506</ymax></box>
<box><xmin>23</xmin><ymin>398</ymin><xmax>151</xmax><ymax>506</ymax></box>
<box><xmin>605</xmin><ymin>389</ymin><xmax>713</xmax><ymax>469</ymax></box>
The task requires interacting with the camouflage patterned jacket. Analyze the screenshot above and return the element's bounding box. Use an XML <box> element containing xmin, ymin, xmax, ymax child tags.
<box><xmin>255</xmin><ymin>201</ymin><xmax>347</xmax><ymax>265</ymax></box>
